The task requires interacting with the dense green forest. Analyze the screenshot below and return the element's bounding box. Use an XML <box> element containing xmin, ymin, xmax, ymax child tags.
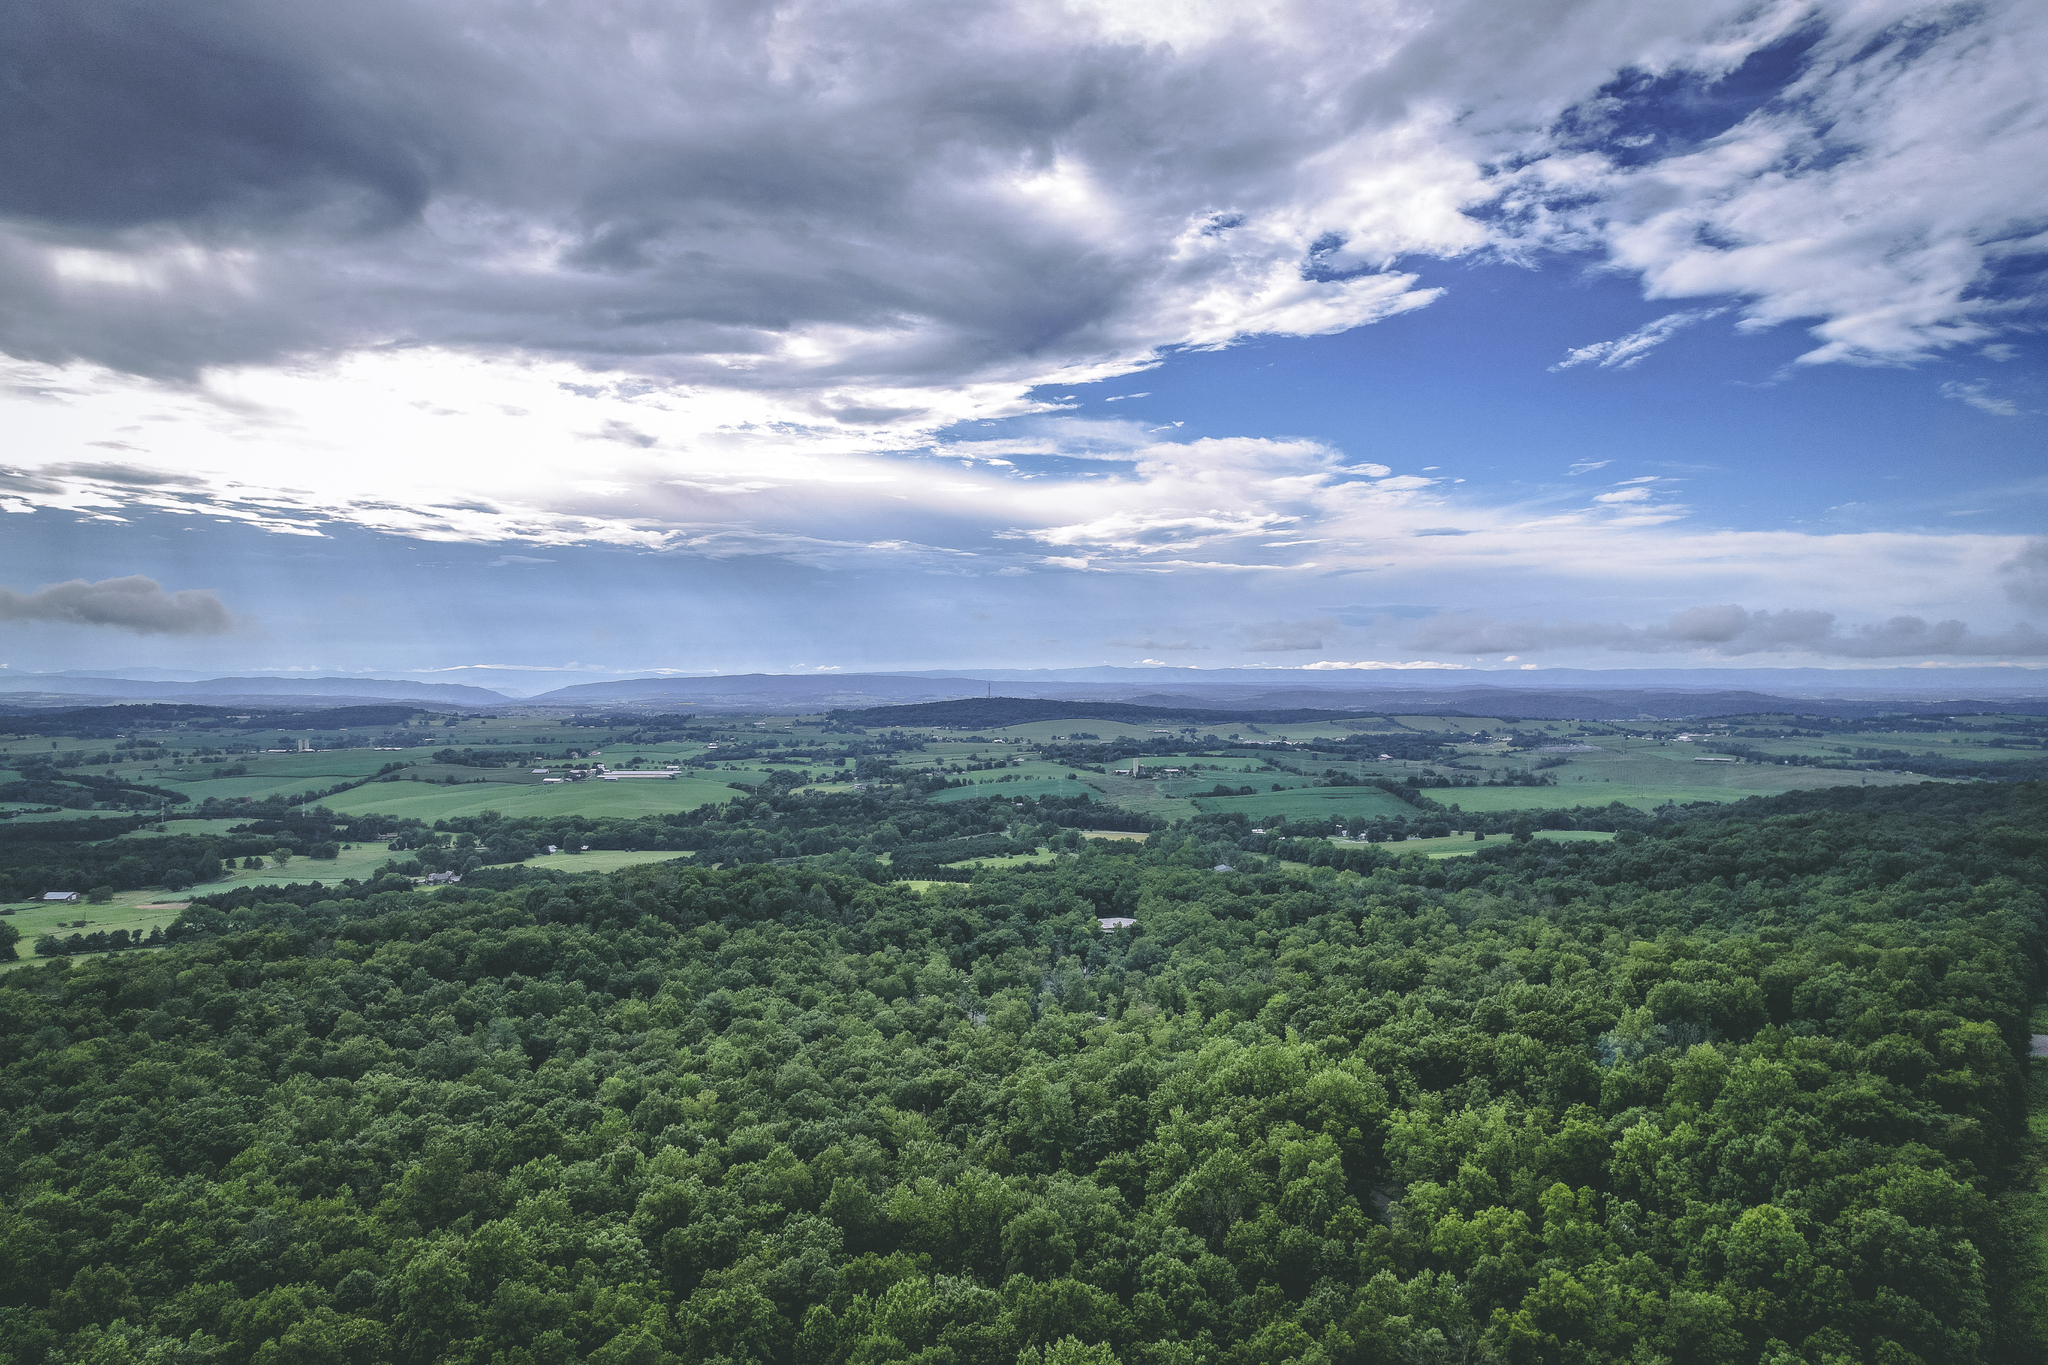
<box><xmin>2</xmin><ymin>782</ymin><xmax>2046</xmax><ymax>1364</ymax></box>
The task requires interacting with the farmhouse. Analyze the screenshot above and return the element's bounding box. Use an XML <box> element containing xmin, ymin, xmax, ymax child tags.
<box><xmin>43</xmin><ymin>891</ymin><xmax>80</xmax><ymax>902</ymax></box>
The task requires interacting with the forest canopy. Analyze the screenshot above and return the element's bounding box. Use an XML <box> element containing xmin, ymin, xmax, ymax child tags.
<box><xmin>0</xmin><ymin>781</ymin><xmax>2045</xmax><ymax>1364</ymax></box>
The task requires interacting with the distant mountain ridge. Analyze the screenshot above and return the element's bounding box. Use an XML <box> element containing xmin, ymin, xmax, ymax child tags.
<box><xmin>831</xmin><ymin>697</ymin><xmax>1381</xmax><ymax>728</ymax></box>
<box><xmin>9</xmin><ymin>667</ymin><xmax>2047</xmax><ymax>719</ymax></box>
<box><xmin>833</xmin><ymin>690</ymin><xmax>2048</xmax><ymax>725</ymax></box>
<box><xmin>0</xmin><ymin>674</ymin><xmax>510</xmax><ymax>706</ymax></box>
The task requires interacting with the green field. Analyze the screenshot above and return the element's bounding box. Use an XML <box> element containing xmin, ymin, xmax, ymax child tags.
<box><xmin>942</xmin><ymin>849</ymin><xmax>1058</xmax><ymax>869</ymax></box>
<box><xmin>203</xmin><ymin>842</ymin><xmax>406</xmax><ymax>888</ymax></box>
<box><xmin>1</xmin><ymin>842</ymin><xmax>699</xmax><ymax>970</ymax></box>
<box><xmin>1190</xmin><ymin>786</ymin><xmax>1418</xmax><ymax>821</ymax></box>
<box><xmin>157</xmin><ymin>773</ymin><xmax>370</xmax><ymax>803</ymax></box>
<box><xmin>321</xmin><ymin>776</ymin><xmax>738</xmax><ymax>821</ymax></box>
<box><xmin>0</xmin><ymin>883</ymin><xmax>186</xmax><ymax>972</ymax></box>
<box><xmin>927</xmin><ymin>776</ymin><xmax>1101</xmax><ymax>804</ymax></box>
<box><xmin>1433</xmin><ymin>741</ymin><xmax>1936</xmax><ymax>812</ymax></box>
<box><xmin>513</xmin><ymin>849</ymin><xmax>694</xmax><ymax>875</ymax></box>
<box><xmin>0</xmin><ymin>809</ymin><xmax>133</xmax><ymax>826</ymax></box>
<box><xmin>1343</xmin><ymin>829</ymin><xmax>1620</xmax><ymax>859</ymax></box>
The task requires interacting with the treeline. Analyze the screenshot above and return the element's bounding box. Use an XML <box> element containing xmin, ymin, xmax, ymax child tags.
<box><xmin>0</xmin><ymin>813</ymin><xmax>411</xmax><ymax>901</ymax></box>
<box><xmin>0</xmin><ymin>789</ymin><xmax>1165</xmax><ymax>904</ymax></box>
<box><xmin>391</xmin><ymin>791</ymin><xmax>1160</xmax><ymax>873</ymax></box>
<box><xmin>1697</xmin><ymin>741</ymin><xmax>2048</xmax><ymax>783</ymax></box>
<box><xmin>1039</xmin><ymin>733</ymin><xmax>1453</xmax><ymax>770</ymax></box>
<box><xmin>829</xmin><ymin>698</ymin><xmax>1384</xmax><ymax>728</ymax></box>
<box><xmin>0</xmin><ymin>762</ymin><xmax>190</xmax><ymax>812</ymax></box>
<box><xmin>0</xmin><ymin>783</ymin><xmax>2044</xmax><ymax>1363</ymax></box>
<box><xmin>0</xmin><ymin>702</ymin><xmax>430</xmax><ymax>738</ymax></box>
<box><xmin>31</xmin><ymin>924</ymin><xmax>167</xmax><ymax>958</ymax></box>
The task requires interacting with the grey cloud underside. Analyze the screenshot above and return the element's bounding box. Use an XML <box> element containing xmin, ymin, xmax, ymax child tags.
<box><xmin>0</xmin><ymin>575</ymin><xmax>236</xmax><ymax>635</ymax></box>
<box><xmin>1413</xmin><ymin>605</ymin><xmax>2048</xmax><ymax>658</ymax></box>
<box><xmin>2001</xmin><ymin>541</ymin><xmax>2048</xmax><ymax>611</ymax></box>
<box><xmin>2</xmin><ymin>0</ymin><xmax>2039</xmax><ymax>383</ymax></box>
<box><xmin>0</xmin><ymin>0</ymin><xmax>1291</xmax><ymax>378</ymax></box>
<box><xmin>0</xmin><ymin>3</ymin><xmax>435</xmax><ymax>232</ymax></box>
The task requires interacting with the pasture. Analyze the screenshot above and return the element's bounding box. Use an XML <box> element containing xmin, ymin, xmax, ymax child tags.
<box><xmin>1190</xmin><ymin>786</ymin><xmax>1419</xmax><ymax>822</ymax></box>
<box><xmin>1434</xmin><ymin>739</ymin><xmax>1935</xmax><ymax>812</ymax></box>
<box><xmin>321</xmin><ymin>775</ymin><xmax>740</xmax><ymax>821</ymax></box>
<box><xmin>0</xmin><ymin>886</ymin><xmax>184</xmax><ymax>972</ymax></box>
<box><xmin>927</xmin><ymin>776</ymin><xmax>1101</xmax><ymax>804</ymax></box>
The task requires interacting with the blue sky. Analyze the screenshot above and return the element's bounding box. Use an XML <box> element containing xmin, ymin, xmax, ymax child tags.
<box><xmin>2</xmin><ymin>0</ymin><xmax>2044</xmax><ymax>681</ymax></box>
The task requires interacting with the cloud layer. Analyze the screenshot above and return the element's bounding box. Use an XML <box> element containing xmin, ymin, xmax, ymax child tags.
<box><xmin>2</xmin><ymin>1</ymin><xmax>2043</xmax><ymax>669</ymax></box>
<box><xmin>1413</xmin><ymin>605</ymin><xmax>2048</xmax><ymax>658</ymax></box>
<box><xmin>0</xmin><ymin>575</ymin><xmax>235</xmax><ymax>635</ymax></box>
<box><xmin>3</xmin><ymin>0</ymin><xmax>2041</xmax><ymax>397</ymax></box>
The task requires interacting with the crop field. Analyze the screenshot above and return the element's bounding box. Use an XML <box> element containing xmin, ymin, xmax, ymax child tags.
<box><xmin>320</xmin><ymin>774</ymin><xmax>740</xmax><ymax>821</ymax></box>
<box><xmin>1437</xmin><ymin>739</ymin><xmax>1936</xmax><ymax>812</ymax></box>
<box><xmin>512</xmin><ymin>849</ymin><xmax>694</xmax><ymax>875</ymax></box>
<box><xmin>926</xmin><ymin>776</ymin><xmax>1101</xmax><ymax>804</ymax></box>
<box><xmin>1190</xmin><ymin>786</ymin><xmax>1419</xmax><ymax>821</ymax></box>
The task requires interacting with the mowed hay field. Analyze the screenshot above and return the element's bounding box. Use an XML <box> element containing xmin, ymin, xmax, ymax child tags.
<box><xmin>927</xmin><ymin>776</ymin><xmax>1101</xmax><ymax>804</ymax></box>
<box><xmin>1368</xmin><ymin>829</ymin><xmax>1621</xmax><ymax>858</ymax></box>
<box><xmin>321</xmin><ymin>775</ymin><xmax>740</xmax><ymax>821</ymax></box>
<box><xmin>1189</xmin><ymin>786</ymin><xmax>1419</xmax><ymax>821</ymax></box>
<box><xmin>1440</xmin><ymin>741</ymin><xmax>1938</xmax><ymax>812</ymax></box>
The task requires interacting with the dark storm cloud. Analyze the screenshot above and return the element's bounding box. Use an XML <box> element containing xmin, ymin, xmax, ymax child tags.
<box><xmin>0</xmin><ymin>0</ymin><xmax>440</xmax><ymax>232</ymax></box>
<box><xmin>0</xmin><ymin>0</ymin><xmax>1260</xmax><ymax>378</ymax></box>
<box><xmin>0</xmin><ymin>575</ymin><xmax>236</xmax><ymax>634</ymax></box>
<box><xmin>0</xmin><ymin>0</ymin><xmax>2036</xmax><ymax>386</ymax></box>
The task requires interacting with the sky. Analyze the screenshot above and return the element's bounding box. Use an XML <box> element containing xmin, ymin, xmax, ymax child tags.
<box><xmin>2</xmin><ymin>0</ymin><xmax>2046</xmax><ymax>683</ymax></box>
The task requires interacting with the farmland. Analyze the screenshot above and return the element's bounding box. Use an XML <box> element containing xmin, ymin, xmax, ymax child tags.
<box><xmin>4</xmin><ymin>699</ymin><xmax>2044</xmax><ymax>922</ymax></box>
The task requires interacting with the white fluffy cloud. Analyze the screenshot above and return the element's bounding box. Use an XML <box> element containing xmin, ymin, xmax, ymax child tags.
<box><xmin>4</xmin><ymin>1</ymin><xmax>2040</xmax><ymax>398</ymax></box>
<box><xmin>0</xmin><ymin>358</ymin><xmax>2035</xmax><ymax>647</ymax></box>
<box><xmin>1504</xmin><ymin>1</ymin><xmax>2048</xmax><ymax>365</ymax></box>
